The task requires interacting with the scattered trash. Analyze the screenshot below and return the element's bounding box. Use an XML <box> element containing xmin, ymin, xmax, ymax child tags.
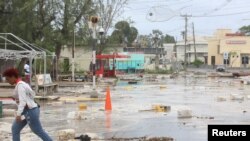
<box><xmin>47</xmin><ymin>101</ymin><xmax>64</xmax><ymax>106</ymax></box>
<box><xmin>74</xmin><ymin>134</ymin><xmax>91</xmax><ymax>141</ymax></box>
<box><xmin>124</xmin><ymin>86</ymin><xmax>133</xmax><ymax>91</ymax></box>
<box><xmin>2</xmin><ymin>109</ymin><xmax>15</xmax><ymax>117</ymax></box>
<box><xmin>0</xmin><ymin>122</ymin><xmax>12</xmax><ymax>133</ymax></box>
<box><xmin>159</xmin><ymin>86</ymin><xmax>167</xmax><ymax>89</ymax></box>
<box><xmin>146</xmin><ymin>137</ymin><xmax>174</xmax><ymax>141</ymax></box>
<box><xmin>64</xmin><ymin>99</ymin><xmax>78</xmax><ymax>104</ymax></box>
<box><xmin>67</xmin><ymin>111</ymin><xmax>86</xmax><ymax>120</ymax></box>
<box><xmin>79</xmin><ymin>103</ymin><xmax>87</xmax><ymax>111</ymax></box>
<box><xmin>139</xmin><ymin>105</ymin><xmax>171</xmax><ymax>113</ymax></box>
<box><xmin>128</xmin><ymin>81</ymin><xmax>138</xmax><ymax>84</ymax></box>
<box><xmin>95</xmin><ymin>136</ymin><xmax>174</xmax><ymax>141</ymax></box>
<box><xmin>90</xmin><ymin>95</ymin><xmax>98</xmax><ymax>98</ymax></box>
<box><xmin>57</xmin><ymin>129</ymin><xmax>76</xmax><ymax>141</ymax></box>
<box><xmin>35</xmin><ymin>96</ymin><xmax>60</xmax><ymax>101</ymax></box>
<box><xmin>216</xmin><ymin>96</ymin><xmax>227</xmax><ymax>102</ymax></box>
<box><xmin>152</xmin><ymin>105</ymin><xmax>171</xmax><ymax>112</ymax></box>
<box><xmin>195</xmin><ymin>116</ymin><xmax>214</xmax><ymax>120</ymax></box>
<box><xmin>177</xmin><ymin>109</ymin><xmax>192</xmax><ymax>118</ymax></box>
<box><xmin>230</xmin><ymin>94</ymin><xmax>244</xmax><ymax>101</ymax></box>
<box><xmin>243</xmin><ymin>81</ymin><xmax>250</xmax><ymax>85</ymax></box>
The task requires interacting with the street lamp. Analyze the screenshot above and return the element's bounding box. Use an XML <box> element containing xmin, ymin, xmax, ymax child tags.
<box><xmin>99</xmin><ymin>27</ymin><xmax>104</xmax><ymax>35</ymax></box>
<box><xmin>90</xmin><ymin>16</ymin><xmax>98</xmax><ymax>90</ymax></box>
<box><xmin>98</xmin><ymin>27</ymin><xmax>104</xmax><ymax>54</ymax></box>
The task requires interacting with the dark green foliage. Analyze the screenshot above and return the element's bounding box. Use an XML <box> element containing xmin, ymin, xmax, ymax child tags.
<box><xmin>164</xmin><ymin>34</ymin><xmax>175</xmax><ymax>43</ymax></box>
<box><xmin>239</xmin><ymin>25</ymin><xmax>250</xmax><ymax>35</ymax></box>
<box><xmin>192</xmin><ymin>59</ymin><xmax>204</xmax><ymax>68</ymax></box>
<box><xmin>110</xmin><ymin>21</ymin><xmax>138</xmax><ymax>46</ymax></box>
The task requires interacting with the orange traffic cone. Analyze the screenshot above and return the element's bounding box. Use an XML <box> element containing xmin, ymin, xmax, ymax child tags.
<box><xmin>105</xmin><ymin>86</ymin><xmax>112</xmax><ymax>111</ymax></box>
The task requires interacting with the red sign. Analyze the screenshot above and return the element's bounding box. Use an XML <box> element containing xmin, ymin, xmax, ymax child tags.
<box><xmin>226</xmin><ymin>40</ymin><xmax>246</xmax><ymax>45</ymax></box>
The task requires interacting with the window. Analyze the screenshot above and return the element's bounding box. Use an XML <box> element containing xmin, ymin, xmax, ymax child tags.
<box><xmin>224</xmin><ymin>59</ymin><xmax>230</xmax><ymax>65</ymax></box>
<box><xmin>242</xmin><ymin>56</ymin><xmax>249</xmax><ymax>64</ymax></box>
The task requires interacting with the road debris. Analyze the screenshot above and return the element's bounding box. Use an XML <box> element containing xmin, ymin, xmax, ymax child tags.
<box><xmin>177</xmin><ymin>109</ymin><xmax>192</xmax><ymax>118</ymax></box>
<box><xmin>67</xmin><ymin>111</ymin><xmax>86</xmax><ymax>120</ymax></box>
<box><xmin>57</xmin><ymin>129</ymin><xmax>76</xmax><ymax>141</ymax></box>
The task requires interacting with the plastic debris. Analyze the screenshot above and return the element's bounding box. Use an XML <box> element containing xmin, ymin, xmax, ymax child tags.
<box><xmin>152</xmin><ymin>105</ymin><xmax>171</xmax><ymax>112</ymax></box>
<box><xmin>57</xmin><ymin>129</ymin><xmax>76</xmax><ymax>141</ymax></box>
<box><xmin>67</xmin><ymin>111</ymin><xmax>86</xmax><ymax>120</ymax></box>
<box><xmin>3</xmin><ymin>109</ymin><xmax>15</xmax><ymax>117</ymax></box>
<box><xmin>74</xmin><ymin>134</ymin><xmax>91</xmax><ymax>141</ymax></box>
<box><xmin>177</xmin><ymin>109</ymin><xmax>192</xmax><ymax>118</ymax></box>
<box><xmin>47</xmin><ymin>101</ymin><xmax>64</xmax><ymax>106</ymax></box>
<box><xmin>79</xmin><ymin>103</ymin><xmax>87</xmax><ymax>111</ymax></box>
<box><xmin>159</xmin><ymin>86</ymin><xmax>167</xmax><ymax>89</ymax></box>
<box><xmin>216</xmin><ymin>96</ymin><xmax>227</xmax><ymax>102</ymax></box>
<box><xmin>64</xmin><ymin>99</ymin><xmax>78</xmax><ymax>104</ymax></box>
<box><xmin>230</xmin><ymin>94</ymin><xmax>244</xmax><ymax>101</ymax></box>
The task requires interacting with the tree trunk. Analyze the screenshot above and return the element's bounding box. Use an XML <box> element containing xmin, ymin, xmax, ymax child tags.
<box><xmin>17</xmin><ymin>58</ymin><xmax>28</xmax><ymax>77</ymax></box>
<box><xmin>52</xmin><ymin>43</ymin><xmax>62</xmax><ymax>81</ymax></box>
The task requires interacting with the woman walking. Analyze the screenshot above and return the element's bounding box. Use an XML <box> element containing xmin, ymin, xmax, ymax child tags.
<box><xmin>3</xmin><ymin>68</ymin><xmax>53</xmax><ymax>141</ymax></box>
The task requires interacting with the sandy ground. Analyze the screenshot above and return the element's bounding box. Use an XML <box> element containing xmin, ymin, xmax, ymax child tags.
<box><xmin>1</xmin><ymin>73</ymin><xmax>250</xmax><ymax>141</ymax></box>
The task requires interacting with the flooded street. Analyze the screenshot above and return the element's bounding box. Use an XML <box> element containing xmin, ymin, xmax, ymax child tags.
<box><xmin>3</xmin><ymin>75</ymin><xmax>248</xmax><ymax>140</ymax></box>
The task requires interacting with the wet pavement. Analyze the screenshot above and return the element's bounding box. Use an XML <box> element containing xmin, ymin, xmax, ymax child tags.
<box><xmin>1</xmin><ymin>74</ymin><xmax>250</xmax><ymax>140</ymax></box>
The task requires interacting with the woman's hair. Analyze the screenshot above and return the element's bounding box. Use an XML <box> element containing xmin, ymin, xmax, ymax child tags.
<box><xmin>3</xmin><ymin>68</ymin><xmax>19</xmax><ymax>78</ymax></box>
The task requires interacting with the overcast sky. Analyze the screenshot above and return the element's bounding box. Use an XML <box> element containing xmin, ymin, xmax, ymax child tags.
<box><xmin>118</xmin><ymin>0</ymin><xmax>250</xmax><ymax>40</ymax></box>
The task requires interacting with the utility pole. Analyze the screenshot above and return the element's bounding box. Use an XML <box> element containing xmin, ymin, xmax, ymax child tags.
<box><xmin>72</xmin><ymin>26</ymin><xmax>75</xmax><ymax>82</ymax></box>
<box><xmin>192</xmin><ymin>22</ymin><xmax>197</xmax><ymax>61</ymax></box>
<box><xmin>181</xmin><ymin>14</ymin><xmax>192</xmax><ymax>69</ymax></box>
<box><xmin>184</xmin><ymin>15</ymin><xmax>188</xmax><ymax>68</ymax></box>
<box><xmin>173</xmin><ymin>36</ymin><xmax>177</xmax><ymax>72</ymax></box>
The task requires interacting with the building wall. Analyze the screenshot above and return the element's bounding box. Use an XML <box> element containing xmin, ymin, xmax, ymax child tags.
<box><xmin>163</xmin><ymin>43</ymin><xmax>175</xmax><ymax>60</ymax></box>
<box><xmin>208</xmin><ymin>29</ymin><xmax>250</xmax><ymax>68</ymax></box>
<box><xmin>176</xmin><ymin>45</ymin><xmax>185</xmax><ymax>61</ymax></box>
<box><xmin>115</xmin><ymin>53</ymin><xmax>144</xmax><ymax>70</ymax></box>
<box><xmin>60</xmin><ymin>46</ymin><xmax>129</xmax><ymax>72</ymax></box>
<box><xmin>60</xmin><ymin>46</ymin><xmax>92</xmax><ymax>72</ymax></box>
<box><xmin>208</xmin><ymin>39</ymin><xmax>223</xmax><ymax>65</ymax></box>
<box><xmin>189</xmin><ymin>44</ymin><xmax>208</xmax><ymax>53</ymax></box>
<box><xmin>176</xmin><ymin>43</ymin><xmax>208</xmax><ymax>63</ymax></box>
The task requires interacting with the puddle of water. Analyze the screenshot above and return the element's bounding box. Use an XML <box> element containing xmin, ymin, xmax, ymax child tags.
<box><xmin>2</xmin><ymin>76</ymin><xmax>250</xmax><ymax>140</ymax></box>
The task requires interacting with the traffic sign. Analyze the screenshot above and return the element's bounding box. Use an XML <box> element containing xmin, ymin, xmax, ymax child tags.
<box><xmin>223</xmin><ymin>52</ymin><xmax>229</xmax><ymax>60</ymax></box>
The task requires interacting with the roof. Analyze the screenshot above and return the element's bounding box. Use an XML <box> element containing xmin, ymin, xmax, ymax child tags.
<box><xmin>176</xmin><ymin>36</ymin><xmax>208</xmax><ymax>46</ymax></box>
<box><xmin>0</xmin><ymin>33</ymin><xmax>53</xmax><ymax>60</ymax></box>
<box><xmin>96</xmin><ymin>54</ymin><xmax>130</xmax><ymax>59</ymax></box>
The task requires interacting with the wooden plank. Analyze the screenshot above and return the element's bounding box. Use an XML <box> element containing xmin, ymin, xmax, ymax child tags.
<box><xmin>35</xmin><ymin>96</ymin><xmax>60</xmax><ymax>101</ymax></box>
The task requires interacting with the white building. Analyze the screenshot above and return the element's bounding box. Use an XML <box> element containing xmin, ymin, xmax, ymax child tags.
<box><xmin>176</xmin><ymin>37</ymin><xmax>208</xmax><ymax>64</ymax></box>
<box><xmin>60</xmin><ymin>46</ymin><xmax>92</xmax><ymax>72</ymax></box>
<box><xmin>60</xmin><ymin>45</ymin><xmax>124</xmax><ymax>72</ymax></box>
<box><xmin>163</xmin><ymin>43</ymin><xmax>175</xmax><ymax>62</ymax></box>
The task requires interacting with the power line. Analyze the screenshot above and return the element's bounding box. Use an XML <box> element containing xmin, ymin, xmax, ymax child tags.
<box><xmin>129</xmin><ymin>0</ymin><xmax>192</xmax><ymax>4</ymax></box>
<box><xmin>193</xmin><ymin>10</ymin><xmax>250</xmax><ymax>17</ymax></box>
<box><xmin>201</xmin><ymin>0</ymin><xmax>232</xmax><ymax>16</ymax></box>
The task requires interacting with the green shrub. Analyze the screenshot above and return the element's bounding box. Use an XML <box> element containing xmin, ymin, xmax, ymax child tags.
<box><xmin>192</xmin><ymin>59</ymin><xmax>204</xmax><ymax>68</ymax></box>
<box><xmin>145</xmin><ymin>69</ymin><xmax>174</xmax><ymax>74</ymax></box>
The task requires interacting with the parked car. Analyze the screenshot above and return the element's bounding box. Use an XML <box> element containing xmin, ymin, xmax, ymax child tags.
<box><xmin>216</xmin><ymin>65</ymin><xmax>226</xmax><ymax>72</ymax></box>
